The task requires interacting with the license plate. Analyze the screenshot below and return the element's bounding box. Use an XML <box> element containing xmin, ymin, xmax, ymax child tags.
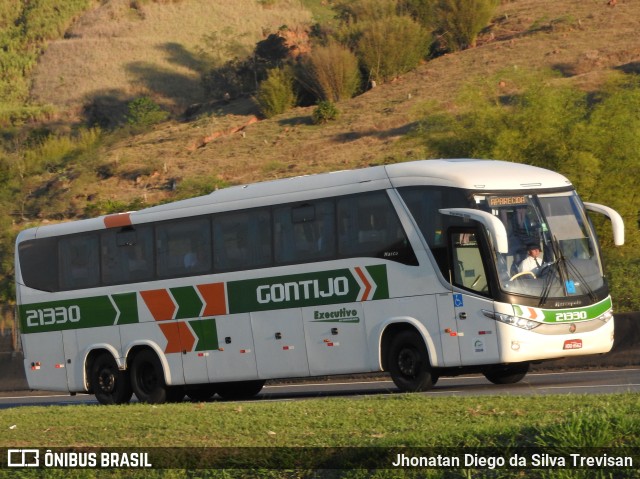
<box><xmin>563</xmin><ymin>339</ymin><xmax>583</xmax><ymax>350</ymax></box>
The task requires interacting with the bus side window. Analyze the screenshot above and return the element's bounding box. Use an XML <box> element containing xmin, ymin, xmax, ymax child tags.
<box><xmin>59</xmin><ymin>234</ymin><xmax>100</xmax><ymax>291</ymax></box>
<box><xmin>399</xmin><ymin>186</ymin><xmax>470</xmax><ymax>277</ymax></box>
<box><xmin>213</xmin><ymin>209</ymin><xmax>272</xmax><ymax>272</ymax></box>
<box><xmin>101</xmin><ymin>225</ymin><xmax>154</xmax><ymax>285</ymax></box>
<box><xmin>156</xmin><ymin>217</ymin><xmax>212</xmax><ymax>279</ymax></box>
<box><xmin>274</xmin><ymin>200</ymin><xmax>335</xmax><ymax>265</ymax></box>
<box><xmin>337</xmin><ymin>191</ymin><xmax>418</xmax><ymax>265</ymax></box>
<box><xmin>18</xmin><ymin>237</ymin><xmax>59</xmax><ymax>292</ymax></box>
<box><xmin>449</xmin><ymin>230</ymin><xmax>489</xmax><ymax>294</ymax></box>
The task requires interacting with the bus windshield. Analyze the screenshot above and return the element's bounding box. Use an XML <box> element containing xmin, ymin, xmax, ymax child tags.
<box><xmin>474</xmin><ymin>191</ymin><xmax>604</xmax><ymax>299</ymax></box>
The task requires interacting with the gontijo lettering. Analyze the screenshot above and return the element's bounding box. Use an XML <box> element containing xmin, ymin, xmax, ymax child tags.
<box><xmin>257</xmin><ymin>277</ymin><xmax>349</xmax><ymax>304</ymax></box>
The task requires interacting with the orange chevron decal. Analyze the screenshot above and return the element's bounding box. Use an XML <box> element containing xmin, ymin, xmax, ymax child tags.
<box><xmin>197</xmin><ymin>282</ymin><xmax>227</xmax><ymax>316</ymax></box>
<box><xmin>141</xmin><ymin>289</ymin><xmax>176</xmax><ymax>321</ymax></box>
<box><xmin>354</xmin><ymin>267</ymin><xmax>372</xmax><ymax>301</ymax></box>
<box><xmin>158</xmin><ymin>322</ymin><xmax>195</xmax><ymax>354</ymax></box>
<box><xmin>527</xmin><ymin>307</ymin><xmax>539</xmax><ymax>320</ymax></box>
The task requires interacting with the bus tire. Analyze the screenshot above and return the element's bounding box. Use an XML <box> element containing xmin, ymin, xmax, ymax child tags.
<box><xmin>166</xmin><ymin>386</ymin><xmax>185</xmax><ymax>403</ymax></box>
<box><xmin>90</xmin><ymin>352</ymin><xmax>133</xmax><ymax>405</ymax></box>
<box><xmin>186</xmin><ymin>384</ymin><xmax>218</xmax><ymax>402</ymax></box>
<box><xmin>130</xmin><ymin>349</ymin><xmax>169</xmax><ymax>404</ymax></box>
<box><xmin>388</xmin><ymin>330</ymin><xmax>436</xmax><ymax>392</ymax></box>
<box><xmin>483</xmin><ymin>362</ymin><xmax>530</xmax><ymax>385</ymax></box>
<box><xmin>216</xmin><ymin>380</ymin><xmax>265</xmax><ymax>400</ymax></box>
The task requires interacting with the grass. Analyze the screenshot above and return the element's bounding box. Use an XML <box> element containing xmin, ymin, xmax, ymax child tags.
<box><xmin>30</xmin><ymin>0</ymin><xmax>312</xmax><ymax>115</ymax></box>
<box><xmin>0</xmin><ymin>394</ymin><xmax>638</xmax><ymax>477</ymax></box>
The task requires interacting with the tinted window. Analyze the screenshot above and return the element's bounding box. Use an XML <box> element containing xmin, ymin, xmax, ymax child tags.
<box><xmin>156</xmin><ymin>217</ymin><xmax>212</xmax><ymax>278</ymax></box>
<box><xmin>338</xmin><ymin>191</ymin><xmax>417</xmax><ymax>265</ymax></box>
<box><xmin>59</xmin><ymin>234</ymin><xmax>100</xmax><ymax>290</ymax></box>
<box><xmin>274</xmin><ymin>200</ymin><xmax>336</xmax><ymax>264</ymax></box>
<box><xmin>18</xmin><ymin>237</ymin><xmax>58</xmax><ymax>292</ymax></box>
<box><xmin>399</xmin><ymin>186</ymin><xmax>469</xmax><ymax>276</ymax></box>
<box><xmin>102</xmin><ymin>225</ymin><xmax>154</xmax><ymax>285</ymax></box>
<box><xmin>450</xmin><ymin>230</ymin><xmax>489</xmax><ymax>294</ymax></box>
<box><xmin>213</xmin><ymin>209</ymin><xmax>272</xmax><ymax>272</ymax></box>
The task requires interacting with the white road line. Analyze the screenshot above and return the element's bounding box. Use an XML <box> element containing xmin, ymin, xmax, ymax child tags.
<box><xmin>263</xmin><ymin>369</ymin><xmax>640</xmax><ymax>390</ymax></box>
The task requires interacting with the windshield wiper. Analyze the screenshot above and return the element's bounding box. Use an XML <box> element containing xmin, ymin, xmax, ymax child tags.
<box><xmin>543</xmin><ymin>236</ymin><xmax>597</xmax><ymax>305</ymax></box>
<box><xmin>563</xmin><ymin>253</ymin><xmax>598</xmax><ymax>303</ymax></box>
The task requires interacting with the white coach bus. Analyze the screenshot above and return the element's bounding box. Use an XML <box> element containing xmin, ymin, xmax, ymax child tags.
<box><xmin>15</xmin><ymin>159</ymin><xmax>624</xmax><ymax>404</ymax></box>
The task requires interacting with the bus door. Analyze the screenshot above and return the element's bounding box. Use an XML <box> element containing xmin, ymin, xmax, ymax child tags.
<box><xmin>303</xmin><ymin>302</ymin><xmax>368</xmax><ymax>375</ymax></box>
<box><xmin>448</xmin><ymin>230</ymin><xmax>500</xmax><ymax>365</ymax></box>
<box><xmin>208</xmin><ymin>313</ymin><xmax>259</xmax><ymax>382</ymax></box>
<box><xmin>251</xmin><ymin>309</ymin><xmax>310</xmax><ymax>379</ymax></box>
<box><xmin>22</xmin><ymin>332</ymin><xmax>69</xmax><ymax>392</ymax></box>
<box><xmin>180</xmin><ymin>318</ymin><xmax>212</xmax><ymax>385</ymax></box>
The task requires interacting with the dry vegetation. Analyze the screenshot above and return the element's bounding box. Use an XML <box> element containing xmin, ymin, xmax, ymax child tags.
<box><xmin>64</xmin><ymin>0</ymin><xmax>640</xmax><ymax>208</ymax></box>
<box><xmin>30</xmin><ymin>0</ymin><xmax>311</xmax><ymax>115</ymax></box>
<box><xmin>11</xmin><ymin>0</ymin><xmax>640</xmax><ymax>230</ymax></box>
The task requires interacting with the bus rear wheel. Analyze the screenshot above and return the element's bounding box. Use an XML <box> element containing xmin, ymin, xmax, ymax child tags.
<box><xmin>90</xmin><ymin>352</ymin><xmax>133</xmax><ymax>405</ymax></box>
<box><xmin>216</xmin><ymin>380</ymin><xmax>265</xmax><ymax>400</ymax></box>
<box><xmin>130</xmin><ymin>350</ymin><xmax>169</xmax><ymax>404</ymax></box>
<box><xmin>388</xmin><ymin>330</ymin><xmax>437</xmax><ymax>392</ymax></box>
<box><xmin>483</xmin><ymin>362</ymin><xmax>530</xmax><ymax>384</ymax></box>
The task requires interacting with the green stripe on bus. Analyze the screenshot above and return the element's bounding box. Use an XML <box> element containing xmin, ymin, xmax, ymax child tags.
<box><xmin>19</xmin><ymin>295</ymin><xmax>118</xmax><ymax>333</ymax></box>
<box><xmin>189</xmin><ymin>318</ymin><xmax>218</xmax><ymax>351</ymax></box>
<box><xmin>367</xmin><ymin>265</ymin><xmax>389</xmax><ymax>300</ymax></box>
<box><xmin>171</xmin><ymin>286</ymin><xmax>204</xmax><ymax>320</ymax></box>
<box><xmin>226</xmin><ymin>266</ymin><xmax>389</xmax><ymax>313</ymax></box>
<box><xmin>112</xmin><ymin>292</ymin><xmax>139</xmax><ymax>325</ymax></box>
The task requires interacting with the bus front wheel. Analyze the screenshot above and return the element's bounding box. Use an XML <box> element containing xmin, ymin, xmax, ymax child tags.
<box><xmin>90</xmin><ymin>352</ymin><xmax>133</xmax><ymax>405</ymax></box>
<box><xmin>388</xmin><ymin>330</ymin><xmax>437</xmax><ymax>392</ymax></box>
<box><xmin>483</xmin><ymin>362</ymin><xmax>530</xmax><ymax>384</ymax></box>
<box><xmin>130</xmin><ymin>349</ymin><xmax>169</xmax><ymax>404</ymax></box>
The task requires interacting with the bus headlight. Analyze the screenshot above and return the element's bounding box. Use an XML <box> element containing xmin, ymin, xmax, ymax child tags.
<box><xmin>483</xmin><ymin>310</ymin><xmax>541</xmax><ymax>330</ymax></box>
<box><xmin>597</xmin><ymin>310</ymin><xmax>613</xmax><ymax>323</ymax></box>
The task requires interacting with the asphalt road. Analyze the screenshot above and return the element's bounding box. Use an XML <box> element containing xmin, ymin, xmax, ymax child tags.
<box><xmin>0</xmin><ymin>368</ymin><xmax>638</xmax><ymax>409</ymax></box>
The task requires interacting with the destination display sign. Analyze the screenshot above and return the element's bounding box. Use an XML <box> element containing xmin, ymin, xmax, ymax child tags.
<box><xmin>488</xmin><ymin>196</ymin><xmax>528</xmax><ymax>207</ymax></box>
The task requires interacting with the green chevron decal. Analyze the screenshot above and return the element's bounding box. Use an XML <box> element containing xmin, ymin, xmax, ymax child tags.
<box><xmin>171</xmin><ymin>286</ymin><xmax>204</xmax><ymax>319</ymax></box>
<box><xmin>189</xmin><ymin>318</ymin><xmax>218</xmax><ymax>351</ymax></box>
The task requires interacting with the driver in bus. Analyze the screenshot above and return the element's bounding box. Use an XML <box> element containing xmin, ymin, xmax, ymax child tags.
<box><xmin>518</xmin><ymin>243</ymin><xmax>543</xmax><ymax>274</ymax></box>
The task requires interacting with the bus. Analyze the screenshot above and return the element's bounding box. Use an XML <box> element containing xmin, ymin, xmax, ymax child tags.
<box><xmin>15</xmin><ymin>159</ymin><xmax>625</xmax><ymax>404</ymax></box>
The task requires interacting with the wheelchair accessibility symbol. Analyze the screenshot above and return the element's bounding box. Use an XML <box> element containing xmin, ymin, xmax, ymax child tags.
<box><xmin>453</xmin><ymin>294</ymin><xmax>464</xmax><ymax>308</ymax></box>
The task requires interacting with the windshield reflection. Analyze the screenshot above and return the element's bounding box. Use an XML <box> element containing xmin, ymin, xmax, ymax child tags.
<box><xmin>474</xmin><ymin>192</ymin><xmax>604</xmax><ymax>299</ymax></box>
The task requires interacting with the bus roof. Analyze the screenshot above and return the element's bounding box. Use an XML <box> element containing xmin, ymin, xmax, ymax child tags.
<box><xmin>385</xmin><ymin>159</ymin><xmax>572</xmax><ymax>190</ymax></box>
<box><xmin>140</xmin><ymin>159</ymin><xmax>571</xmax><ymax>214</ymax></box>
<box><xmin>20</xmin><ymin>159</ymin><xmax>573</xmax><ymax>240</ymax></box>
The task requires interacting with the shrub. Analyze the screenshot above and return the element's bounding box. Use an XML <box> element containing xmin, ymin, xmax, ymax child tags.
<box><xmin>436</xmin><ymin>0</ymin><xmax>498</xmax><ymax>51</ymax></box>
<box><xmin>125</xmin><ymin>96</ymin><xmax>169</xmax><ymax>130</ymax></box>
<box><xmin>256</xmin><ymin>67</ymin><xmax>296</xmax><ymax>118</ymax></box>
<box><xmin>312</xmin><ymin>101</ymin><xmax>340</xmax><ymax>124</ymax></box>
<box><xmin>296</xmin><ymin>41</ymin><xmax>361</xmax><ymax>103</ymax></box>
<box><xmin>356</xmin><ymin>15</ymin><xmax>431</xmax><ymax>83</ymax></box>
<box><xmin>201</xmin><ymin>58</ymin><xmax>256</xmax><ymax>101</ymax></box>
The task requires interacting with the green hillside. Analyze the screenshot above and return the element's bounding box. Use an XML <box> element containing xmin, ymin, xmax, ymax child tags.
<box><xmin>0</xmin><ymin>0</ymin><xmax>638</xmax><ymax>309</ymax></box>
